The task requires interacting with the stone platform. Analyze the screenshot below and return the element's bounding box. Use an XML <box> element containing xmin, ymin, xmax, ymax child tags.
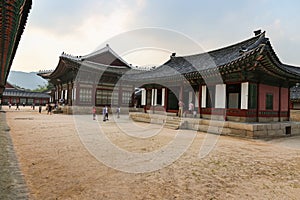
<box><xmin>129</xmin><ymin>113</ymin><xmax>300</xmax><ymax>139</ymax></box>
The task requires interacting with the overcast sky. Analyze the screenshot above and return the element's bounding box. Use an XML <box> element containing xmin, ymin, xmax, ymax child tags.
<box><xmin>12</xmin><ymin>0</ymin><xmax>300</xmax><ymax>72</ymax></box>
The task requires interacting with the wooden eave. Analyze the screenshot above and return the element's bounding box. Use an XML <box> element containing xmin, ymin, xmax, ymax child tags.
<box><xmin>0</xmin><ymin>0</ymin><xmax>32</xmax><ymax>93</ymax></box>
<box><xmin>255</xmin><ymin>44</ymin><xmax>300</xmax><ymax>86</ymax></box>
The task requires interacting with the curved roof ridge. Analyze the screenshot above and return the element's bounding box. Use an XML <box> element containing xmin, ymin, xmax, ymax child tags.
<box><xmin>62</xmin><ymin>44</ymin><xmax>131</xmax><ymax>68</ymax></box>
<box><xmin>83</xmin><ymin>60</ymin><xmax>131</xmax><ymax>69</ymax></box>
<box><xmin>180</xmin><ymin>31</ymin><xmax>266</xmax><ymax>59</ymax></box>
<box><xmin>105</xmin><ymin>46</ymin><xmax>131</xmax><ymax>68</ymax></box>
<box><xmin>81</xmin><ymin>45</ymin><xmax>110</xmax><ymax>59</ymax></box>
<box><xmin>262</xmin><ymin>38</ymin><xmax>300</xmax><ymax>75</ymax></box>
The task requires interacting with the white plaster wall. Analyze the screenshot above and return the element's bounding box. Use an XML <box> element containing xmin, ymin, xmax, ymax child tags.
<box><xmin>141</xmin><ymin>89</ymin><xmax>146</xmax><ymax>106</ymax></box>
<box><xmin>195</xmin><ymin>91</ymin><xmax>199</xmax><ymax>107</ymax></box>
<box><xmin>241</xmin><ymin>82</ymin><xmax>249</xmax><ymax>109</ymax></box>
<box><xmin>162</xmin><ymin>88</ymin><xmax>165</xmax><ymax>106</ymax></box>
<box><xmin>215</xmin><ymin>84</ymin><xmax>226</xmax><ymax>108</ymax></box>
<box><xmin>201</xmin><ymin>85</ymin><xmax>206</xmax><ymax>108</ymax></box>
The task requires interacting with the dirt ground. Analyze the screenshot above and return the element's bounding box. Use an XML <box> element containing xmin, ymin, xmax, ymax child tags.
<box><xmin>3</xmin><ymin>106</ymin><xmax>300</xmax><ymax>199</ymax></box>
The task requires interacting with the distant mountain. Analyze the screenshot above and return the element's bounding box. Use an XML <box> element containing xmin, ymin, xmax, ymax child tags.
<box><xmin>7</xmin><ymin>71</ymin><xmax>48</xmax><ymax>90</ymax></box>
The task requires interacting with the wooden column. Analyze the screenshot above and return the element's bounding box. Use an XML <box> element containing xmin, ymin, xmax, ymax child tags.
<box><xmin>70</xmin><ymin>82</ymin><xmax>73</xmax><ymax>106</ymax></box>
<box><xmin>118</xmin><ymin>84</ymin><xmax>123</xmax><ymax>107</ymax></box>
<box><xmin>67</xmin><ymin>82</ymin><xmax>71</xmax><ymax>105</ymax></box>
<box><xmin>278</xmin><ymin>86</ymin><xmax>281</xmax><ymax>122</ymax></box>
<box><xmin>164</xmin><ymin>88</ymin><xmax>168</xmax><ymax>111</ymax></box>
<box><xmin>58</xmin><ymin>84</ymin><xmax>62</xmax><ymax>101</ymax></box>
<box><xmin>75</xmin><ymin>82</ymin><xmax>80</xmax><ymax>106</ymax></box>
<box><xmin>256</xmin><ymin>83</ymin><xmax>260</xmax><ymax>122</ymax></box>
<box><xmin>179</xmin><ymin>85</ymin><xmax>183</xmax><ymax>101</ymax></box>
<box><xmin>288</xmin><ymin>86</ymin><xmax>291</xmax><ymax>121</ymax></box>
<box><xmin>198</xmin><ymin>85</ymin><xmax>202</xmax><ymax>118</ymax></box>
<box><xmin>92</xmin><ymin>83</ymin><xmax>96</xmax><ymax>106</ymax></box>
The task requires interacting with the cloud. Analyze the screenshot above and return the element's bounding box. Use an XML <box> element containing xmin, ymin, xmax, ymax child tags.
<box><xmin>11</xmin><ymin>0</ymin><xmax>300</xmax><ymax>72</ymax></box>
<box><xmin>12</xmin><ymin>0</ymin><xmax>147</xmax><ymax>72</ymax></box>
<box><xmin>29</xmin><ymin>0</ymin><xmax>146</xmax><ymax>37</ymax></box>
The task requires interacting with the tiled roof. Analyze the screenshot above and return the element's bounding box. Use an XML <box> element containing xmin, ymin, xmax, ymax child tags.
<box><xmin>39</xmin><ymin>45</ymin><xmax>136</xmax><ymax>83</ymax></box>
<box><xmin>3</xmin><ymin>88</ymin><xmax>50</xmax><ymax>98</ymax></box>
<box><xmin>149</xmin><ymin>32</ymin><xmax>266</xmax><ymax>76</ymax></box>
<box><xmin>124</xmin><ymin>31</ymin><xmax>300</xmax><ymax>82</ymax></box>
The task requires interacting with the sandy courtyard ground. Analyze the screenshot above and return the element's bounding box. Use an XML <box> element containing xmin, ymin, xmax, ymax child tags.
<box><xmin>3</xmin><ymin>106</ymin><xmax>300</xmax><ymax>199</ymax></box>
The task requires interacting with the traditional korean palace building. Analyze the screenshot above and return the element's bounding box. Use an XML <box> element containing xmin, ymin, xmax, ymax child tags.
<box><xmin>290</xmin><ymin>86</ymin><xmax>300</xmax><ymax>109</ymax></box>
<box><xmin>1</xmin><ymin>82</ymin><xmax>50</xmax><ymax>106</ymax></box>
<box><xmin>38</xmin><ymin>45</ymin><xmax>135</xmax><ymax>111</ymax></box>
<box><xmin>39</xmin><ymin>31</ymin><xmax>300</xmax><ymax>125</ymax></box>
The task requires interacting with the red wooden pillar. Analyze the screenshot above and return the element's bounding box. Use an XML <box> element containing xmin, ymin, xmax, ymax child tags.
<box><xmin>56</xmin><ymin>85</ymin><xmax>59</xmax><ymax>101</ymax></box>
<box><xmin>164</xmin><ymin>88</ymin><xmax>168</xmax><ymax>111</ymax></box>
<box><xmin>256</xmin><ymin>83</ymin><xmax>260</xmax><ymax>122</ymax></box>
<box><xmin>75</xmin><ymin>82</ymin><xmax>80</xmax><ymax>105</ymax></box>
<box><xmin>92</xmin><ymin>83</ymin><xmax>96</xmax><ymax>106</ymax></box>
<box><xmin>70</xmin><ymin>82</ymin><xmax>73</xmax><ymax>105</ymax></box>
<box><xmin>199</xmin><ymin>85</ymin><xmax>202</xmax><ymax>118</ymax></box>
<box><xmin>67</xmin><ymin>82</ymin><xmax>70</xmax><ymax>105</ymax></box>
<box><xmin>131</xmin><ymin>85</ymin><xmax>135</xmax><ymax>107</ymax></box>
<box><xmin>179</xmin><ymin>84</ymin><xmax>183</xmax><ymax>101</ymax></box>
<box><xmin>118</xmin><ymin>83</ymin><xmax>122</xmax><ymax>107</ymax></box>
<box><xmin>278</xmin><ymin>86</ymin><xmax>281</xmax><ymax>122</ymax></box>
<box><xmin>288</xmin><ymin>86</ymin><xmax>291</xmax><ymax>121</ymax></box>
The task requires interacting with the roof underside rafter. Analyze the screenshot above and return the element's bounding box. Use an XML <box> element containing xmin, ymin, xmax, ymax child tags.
<box><xmin>0</xmin><ymin>0</ymin><xmax>32</xmax><ymax>95</ymax></box>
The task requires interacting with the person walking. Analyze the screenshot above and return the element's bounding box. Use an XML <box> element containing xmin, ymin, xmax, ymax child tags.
<box><xmin>178</xmin><ymin>100</ymin><xmax>184</xmax><ymax>117</ymax></box>
<box><xmin>105</xmin><ymin>106</ymin><xmax>109</xmax><ymax>121</ymax></box>
<box><xmin>47</xmin><ymin>104</ymin><xmax>52</xmax><ymax>115</ymax></box>
<box><xmin>39</xmin><ymin>104</ymin><xmax>42</xmax><ymax>113</ymax></box>
<box><xmin>92</xmin><ymin>106</ymin><xmax>96</xmax><ymax>120</ymax></box>
<box><xmin>15</xmin><ymin>103</ymin><xmax>20</xmax><ymax>110</ymax></box>
<box><xmin>116</xmin><ymin>106</ymin><xmax>120</xmax><ymax>118</ymax></box>
<box><xmin>102</xmin><ymin>106</ymin><xmax>106</xmax><ymax>122</ymax></box>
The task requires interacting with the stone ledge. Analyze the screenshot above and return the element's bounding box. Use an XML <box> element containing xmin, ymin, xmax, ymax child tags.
<box><xmin>129</xmin><ymin>112</ymin><xmax>300</xmax><ymax>139</ymax></box>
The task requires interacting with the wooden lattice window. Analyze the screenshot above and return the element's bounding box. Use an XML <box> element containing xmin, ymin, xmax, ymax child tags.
<box><xmin>266</xmin><ymin>93</ymin><xmax>273</xmax><ymax>110</ymax></box>
<box><xmin>248</xmin><ymin>83</ymin><xmax>257</xmax><ymax>109</ymax></box>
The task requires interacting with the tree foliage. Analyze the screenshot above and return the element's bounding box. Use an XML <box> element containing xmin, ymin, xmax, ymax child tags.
<box><xmin>31</xmin><ymin>82</ymin><xmax>54</xmax><ymax>92</ymax></box>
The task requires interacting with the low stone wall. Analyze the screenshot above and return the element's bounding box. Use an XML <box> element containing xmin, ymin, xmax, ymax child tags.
<box><xmin>130</xmin><ymin>113</ymin><xmax>300</xmax><ymax>139</ymax></box>
<box><xmin>184</xmin><ymin>118</ymin><xmax>300</xmax><ymax>138</ymax></box>
<box><xmin>130</xmin><ymin>112</ymin><xmax>167</xmax><ymax>125</ymax></box>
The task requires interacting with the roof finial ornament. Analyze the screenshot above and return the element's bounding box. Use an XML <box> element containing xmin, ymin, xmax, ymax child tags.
<box><xmin>254</xmin><ymin>29</ymin><xmax>262</xmax><ymax>36</ymax></box>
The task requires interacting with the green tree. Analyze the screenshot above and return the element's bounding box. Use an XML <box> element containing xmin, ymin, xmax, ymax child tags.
<box><xmin>32</xmin><ymin>82</ymin><xmax>53</xmax><ymax>92</ymax></box>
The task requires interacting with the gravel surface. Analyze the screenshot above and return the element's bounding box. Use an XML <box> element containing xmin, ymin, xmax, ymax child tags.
<box><xmin>3</xmin><ymin>106</ymin><xmax>300</xmax><ymax>199</ymax></box>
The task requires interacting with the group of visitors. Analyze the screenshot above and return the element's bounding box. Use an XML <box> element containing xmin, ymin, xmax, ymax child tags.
<box><xmin>178</xmin><ymin>100</ymin><xmax>197</xmax><ymax>118</ymax></box>
<box><xmin>7</xmin><ymin>102</ymin><xmax>52</xmax><ymax>114</ymax></box>
<box><xmin>92</xmin><ymin>105</ymin><xmax>121</xmax><ymax>121</ymax></box>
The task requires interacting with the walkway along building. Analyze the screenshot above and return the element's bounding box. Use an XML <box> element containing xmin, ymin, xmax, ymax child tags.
<box><xmin>39</xmin><ymin>31</ymin><xmax>300</xmax><ymax>124</ymax></box>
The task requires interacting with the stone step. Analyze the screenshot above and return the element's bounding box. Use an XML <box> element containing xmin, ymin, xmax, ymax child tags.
<box><xmin>164</xmin><ymin>124</ymin><xmax>180</xmax><ymax>130</ymax></box>
<box><xmin>164</xmin><ymin>117</ymin><xmax>182</xmax><ymax>130</ymax></box>
<box><xmin>132</xmin><ymin>117</ymin><xmax>151</xmax><ymax>123</ymax></box>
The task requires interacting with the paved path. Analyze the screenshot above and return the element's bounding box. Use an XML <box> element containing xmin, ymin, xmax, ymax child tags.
<box><xmin>265</xmin><ymin>135</ymin><xmax>300</xmax><ymax>149</ymax></box>
<box><xmin>0</xmin><ymin>111</ymin><xmax>29</xmax><ymax>200</ymax></box>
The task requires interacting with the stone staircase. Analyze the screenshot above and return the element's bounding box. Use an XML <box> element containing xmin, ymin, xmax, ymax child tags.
<box><xmin>164</xmin><ymin>117</ymin><xmax>182</xmax><ymax>130</ymax></box>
